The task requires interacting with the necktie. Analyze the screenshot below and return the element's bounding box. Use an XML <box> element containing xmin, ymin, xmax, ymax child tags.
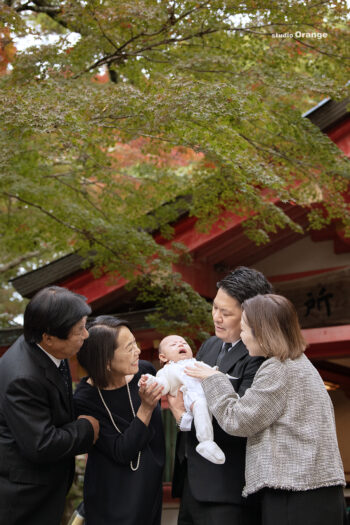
<box><xmin>216</xmin><ymin>342</ymin><xmax>232</xmax><ymax>368</ymax></box>
<box><xmin>58</xmin><ymin>359</ymin><xmax>70</xmax><ymax>395</ymax></box>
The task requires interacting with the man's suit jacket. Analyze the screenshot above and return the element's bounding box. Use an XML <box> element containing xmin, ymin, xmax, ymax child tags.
<box><xmin>0</xmin><ymin>336</ymin><xmax>94</xmax><ymax>525</ymax></box>
<box><xmin>172</xmin><ymin>336</ymin><xmax>264</xmax><ymax>504</ymax></box>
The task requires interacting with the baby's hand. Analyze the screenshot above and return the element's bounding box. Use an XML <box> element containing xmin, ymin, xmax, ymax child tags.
<box><xmin>138</xmin><ymin>373</ymin><xmax>156</xmax><ymax>388</ymax></box>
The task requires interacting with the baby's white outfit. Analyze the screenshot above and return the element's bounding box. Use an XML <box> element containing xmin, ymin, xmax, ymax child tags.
<box><xmin>141</xmin><ymin>358</ymin><xmax>225</xmax><ymax>464</ymax></box>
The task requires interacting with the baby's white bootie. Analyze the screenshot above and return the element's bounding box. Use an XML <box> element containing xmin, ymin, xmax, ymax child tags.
<box><xmin>196</xmin><ymin>440</ymin><xmax>226</xmax><ymax>464</ymax></box>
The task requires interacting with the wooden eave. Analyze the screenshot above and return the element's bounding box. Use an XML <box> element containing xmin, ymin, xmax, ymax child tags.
<box><xmin>303</xmin><ymin>96</ymin><xmax>350</xmax><ymax>132</ymax></box>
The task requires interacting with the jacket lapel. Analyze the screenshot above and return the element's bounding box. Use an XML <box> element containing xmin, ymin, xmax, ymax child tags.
<box><xmin>45</xmin><ymin>364</ymin><xmax>73</xmax><ymax>413</ymax></box>
<box><xmin>198</xmin><ymin>338</ymin><xmax>223</xmax><ymax>367</ymax></box>
<box><xmin>29</xmin><ymin>343</ymin><xmax>72</xmax><ymax>412</ymax></box>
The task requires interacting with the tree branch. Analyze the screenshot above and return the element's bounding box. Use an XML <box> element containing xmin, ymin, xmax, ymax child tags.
<box><xmin>44</xmin><ymin>175</ymin><xmax>112</xmax><ymax>223</ymax></box>
<box><xmin>80</xmin><ymin>26</ymin><xmax>220</xmax><ymax>74</ymax></box>
<box><xmin>292</xmin><ymin>36</ymin><xmax>350</xmax><ymax>60</ymax></box>
<box><xmin>87</xmin><ymin>5</ymin><xmax>119</xmax><ymax>51</ymax></box>
<box><xmin>236</xmin><ymin>132</ymin><xmax>322</xmax><ymax>177</ymax></box>
<box><xmin>0</xmin><ymin>250</ymin><xmax>42</xmax><ymax>274</ymax></box>
<box><xmin>2</xmin><ymin>192</ymin><xmax>130</xmax><ymax>262</ymax></box>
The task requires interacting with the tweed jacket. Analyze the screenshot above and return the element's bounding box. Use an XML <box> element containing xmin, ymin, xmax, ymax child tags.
<box><xmin>203</xmin><ymin>353</ymin><xmax>345</xmax><ymax>496</ymax></box>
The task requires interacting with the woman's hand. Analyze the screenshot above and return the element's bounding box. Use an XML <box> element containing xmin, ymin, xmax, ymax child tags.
<box><xmin>139</xmin><ymin>381</ymin><xmax>163</xmax><ymax>409</ymax></box>
<box><xmin>185</xmin><ymin>362</ymin><xmax>220</xmax><ymax>380</ymax></box>
<box><xmin>137</xmin><ymin>382</ymin><xmax>164</xmax><ymax>426</ymax></box>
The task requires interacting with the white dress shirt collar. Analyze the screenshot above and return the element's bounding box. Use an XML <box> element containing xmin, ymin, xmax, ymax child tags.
<box><xmin>224</xmin><ymin>339</ymin><xmax>241</xmax><ymax>351</ymax></box>
<box><xmin>36</xmin><ymin>343</ymin><xmax>61</xmax><ymax>367</ymax></box>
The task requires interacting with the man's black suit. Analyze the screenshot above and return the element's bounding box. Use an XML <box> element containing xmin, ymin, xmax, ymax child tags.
<box><xmin>172</xmin><ymin>336</ymin><xmax>264</xmax><ymax>518</ymax></box>
<box><xmin>0</xmin><ymin>336</ymin><xmax>94</xmax><ymax>525</ymax></box>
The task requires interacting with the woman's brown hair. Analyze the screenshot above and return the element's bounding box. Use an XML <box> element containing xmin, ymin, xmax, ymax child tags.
<box><xmin>242</xmin><ymin>294</ymin><xmax>307</xmax><ymax>361</ymax></box>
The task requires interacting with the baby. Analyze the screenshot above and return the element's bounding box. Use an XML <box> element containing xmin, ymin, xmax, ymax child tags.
<box><xmin>140</xmin><ymin>335</ymin><xmax>225</xmax><ymax>465</ymax></box>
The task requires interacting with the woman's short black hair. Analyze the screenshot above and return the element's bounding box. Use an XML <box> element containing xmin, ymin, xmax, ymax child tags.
<box><xmin>23</xmin><ymin>286</ymin><xmax>91</xmax><ymax>343</ymax></box>
<box><xmin>77</xmin><ymin>316</ymin><xmax>131</xmax><ymax>388</ymax></box>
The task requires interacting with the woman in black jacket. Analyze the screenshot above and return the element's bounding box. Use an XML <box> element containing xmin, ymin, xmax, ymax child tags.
<box><xmin>74</xmin><ymin>316</ymin><xmax>165</xmax><ymax>525</ymax></box>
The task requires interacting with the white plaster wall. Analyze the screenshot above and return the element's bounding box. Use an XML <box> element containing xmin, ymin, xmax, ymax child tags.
<box><xmin>254</xmin><ymin>236</ymin><xmax>350</xmax><ymax>277</ymax></box>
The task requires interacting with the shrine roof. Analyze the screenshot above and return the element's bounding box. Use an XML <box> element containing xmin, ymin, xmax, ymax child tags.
<box><xmin>303</xmin><ymin>97</ymin><xmax>350</xmax><ymax>132</ymax></box>
<box><xmin>11</xmin><ymin>252</ymin><xmax>86</xmax><ymax>299</ymax></box>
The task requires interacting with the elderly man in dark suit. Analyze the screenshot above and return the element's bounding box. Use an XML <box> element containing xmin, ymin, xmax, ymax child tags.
<box><xmin>0</xmin><ymin>286</ymin><xmax>99</xmax><ymax>525</ymax></box>
<box><xmin>168</xmin><ymin>267</ymin><xmax>272</xmax><ymax>525</ymax></box>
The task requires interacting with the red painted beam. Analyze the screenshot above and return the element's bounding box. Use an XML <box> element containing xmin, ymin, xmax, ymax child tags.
<box><xmin>60</xmin><ymin>212</ymin><xmax>246</xmax><ymax>303</ymax></box>
<box><xmin>173</xmin><ymin>260</ymin><xmax>219</xmax><ymax>298</ymax></box>
<box><xmin>155</xmin><ymin>211</ymin><xmax>246</xmax><ymax>252</ymax></box>
<box><xmin>327</xmin><ymin>118</ymin><xmax>350</xmax><ymax>156</ymax></box>
<box><xmin>59</xmin><ymin>202</ymin><xmax>304</xmax><ymax>303</ymax></box>
<box><xmin>269</xmin><ymin>266</ymin><xmax>348</xmax><ymax>283</ymax></box>
<box><xmin>303</xmin><ymin>325</ymin><xmax>350</xmax><ymax>358</ymax></box>
<box><xmin>60</xmin><ymin>269</ymin><xmax>127</xmax><ymax>306</ymax></box>
<box><xmin>59</xmin><ymin>191</ymin><xmax>350</xmax><ymax>305</ymax></box>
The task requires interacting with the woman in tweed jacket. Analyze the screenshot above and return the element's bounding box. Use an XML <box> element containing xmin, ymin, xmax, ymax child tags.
<box><xmin>186</xmin><ymin>294</ymin><xmax>346</xmax><ymax>525</ymax></box>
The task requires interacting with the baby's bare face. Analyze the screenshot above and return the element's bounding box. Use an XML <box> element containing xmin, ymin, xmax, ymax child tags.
<box><xmin>161</xmin><ymin>335</ymin><xmax>193</xmax><ymax>362</ymax></box>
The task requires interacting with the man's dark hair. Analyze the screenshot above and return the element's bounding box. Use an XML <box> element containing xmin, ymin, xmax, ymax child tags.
<box><xmin>23</xmin><ymin>286</ymin><xmax>91</xmax><ymax>343</ymax></box>
<box><xmin>77</xmin><ymin>316</ymin><xmax>131</xmax><ymax>388</ymax></box>
<box><xmin>217</xmin><ymin>266</ymin><xmax>273</xmax><ymax>304</ymax></box>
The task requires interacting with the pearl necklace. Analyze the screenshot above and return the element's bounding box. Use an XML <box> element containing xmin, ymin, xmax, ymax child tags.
<box><xmin>97</xmin><ymin>381</ymin><xmax>141</xmax><ymax>471</ymax></box>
